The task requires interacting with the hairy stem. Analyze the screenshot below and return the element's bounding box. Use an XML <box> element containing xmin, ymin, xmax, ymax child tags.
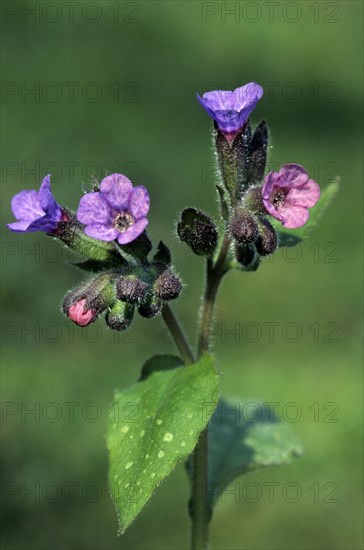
<box><xmin>161</xmin><ymin>233</ymin><xmax>231</xmax><ymax>550</ymax></box>
<box><xmin>192</xmin><ymin>233</ymin><xmax>231</xmax><ymax>550</ymax></box>
<box><xmin>161</xmin><ymin>303</ymin><xmax>195</xmax><ymax>365</ymax></box>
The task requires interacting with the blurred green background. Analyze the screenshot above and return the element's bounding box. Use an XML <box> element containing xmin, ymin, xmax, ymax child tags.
<box><xmin>1</xmin><ymin>1</ymin><xmax>363</xmax><ymax>549</ymax></box>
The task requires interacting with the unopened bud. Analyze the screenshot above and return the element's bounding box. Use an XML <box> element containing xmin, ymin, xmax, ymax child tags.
<box><xmin>248</xmin><ymin>120</ymin><xmax>268</xmax><ymax>183</ymax></box>
<box><xmin>154</xmin><ymin>269</ymin><xmax>182</xmax><ymax>301</ymax></box>
<box><xmin>235</xmin><ymin>243</ymin><xmax>256</xmax><ymax>267</ymax></box>
<box><xmin>63</xmin><ymin>273</ymin><xmax>116</xmax><ymax>326</ymax></box>
<box><xmin>67</xmin><ymin>299</ymin><xmax>97</xmax><ymax>327</ymax></box>
<box><xmin>256</xmin><ymin>220</ymin><xmax>277</xmax><ymax>256</ymax></box>
<box><xmin>243</xmin><ymin>186</ymin><xmax>265</xmax><ymax>216</ymax></box>
<box><xmin>105</xmin><ymin>301</ymin><xmax>134</xmax><ymax>331</ymax></box>
<box><xmin>230</xmin><ymin>209</ymin><xmax>259</xmax><ymax>244</ymax></box>
<box><xmin>116</xmin><ymin>274</ymin><xmax>149</xmax><ymax>304</ymax></box>
<box><xmin>177</xmin><ymin>208</ymin><xmax>218</xmax><ymax>256</ymax></box>
<box><xmin>138</xmin><ymin>295</ymin><xmax>162</xmax><ymax>319</ymax></box>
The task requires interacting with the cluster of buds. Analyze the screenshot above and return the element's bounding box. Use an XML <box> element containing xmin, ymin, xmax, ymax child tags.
<box><xmin>7</xmin><ymin>173</ymin><xmax>182</xmax><ymax>331</ymax></box>
<box><xmin>62</xmin><ymin>237</ymin><xmax>182</xmax><ymax>329</ymax></box>
<box><xmin>190</xmin><ymin>83</ymin><xmax>320</xmax><ymax>269</ymax></box>
<box><xmin>213</xmin><ymin>113</ymin><xmax>277</xmax><ymax>269</ymax></box>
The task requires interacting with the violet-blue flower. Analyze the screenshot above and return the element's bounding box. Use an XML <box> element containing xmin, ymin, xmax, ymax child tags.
<box><xmin>77</xmin><ymin>173</ymin><xmax>150</xmax><ymax>245</ymax></box>
<box><xmin>197</xmin><ymin>82</ymin><xmax>263</xmax><ymax>142</ymax></box>
<box><xmin>7</xmin><ymin>175</ymin><xmax>62</xmax><ymax>233</ymax></box>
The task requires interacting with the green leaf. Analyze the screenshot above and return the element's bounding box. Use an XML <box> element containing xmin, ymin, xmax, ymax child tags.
<box><xmin>216</xmin><ymin>185</ymin><xmax>230</xmax><ymax>220</ymax></box>
<box><xmin>276</xmin><ymin>232</ymin><xmax>302</xmax><ymax>247</ymax></box>
<box><xmin>187</xmin><ymin>399</ymin><xmax>303</xmax><ymax>515</ymax></box>
<box><xmin>273</xmin><ymin>178</ymin><xmax>339</xmax><ymax>244</ymax></box>
<box><xmin>68</xmin><ymin>258</ymin><xmax>127</xmax><ymax>272</ymax></box>
<box><xmin>301</xmin><ymin>178</ymin><xmax>339</xmax><ymax>236</ymax></box>
<box><xmin>139</xmin><ymin>354</ymin><xmax>182</xmax><ymax>381</ymax></box>
<box><xmin>152</xmin><ymin>241</ymin><xmax>172</xmax><ymax>266</ymax></box>
<box><xmin>107</xmin><ymin>354</ymin><xmax>220</xmax><ymax>533</ymax></box>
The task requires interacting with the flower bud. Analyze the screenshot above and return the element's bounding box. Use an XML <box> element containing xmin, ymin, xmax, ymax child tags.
<box><xmin>67</xmin><ymin>299</ymin><xmax>97</xmax><ymax>327</ymax></box>
<box><xmin>138</xmin><ymin>295</ymin><xmax>162</xmax><ymax>319</ymax></box>
<box><xmin>256</xmin><ymin>220</ymin><xmax>278</xmax><ymax>256</ymax></box>
<box><xmin>235</xmin><ymin>243</ymin><xmax>256</xmax><ymax>267</ymax></box>
<box><xmin>248</xmin><ymin>120</ymin><xmax>268</xmax><ymax>183</ymax></box>
<box><xmin>154</xmin><ymin>269</ymin><xmax>182</xmax><ymax>301</ymax></box>
<box><xmin>105</xmin><ymin>301</ymin><xmax>134</xmax><ymax>331</ymax></box>
<box><xmin>230</xmin><ymin>209</ymin><xmax>259</xmax><ymax>244</ymax></box>
<box><xmin>177</xmin><ymin>208</ymin><xmax>218</xmax><ymax>256</ymax></box>
<box><xmin>243</xmin><ymin>186</ymin><xmax>265</xmax><ymax>216</ymax></box>
<box><xmin>63</xmin><ymin>273</ymin><xmax>116</xmax><ymax>326</ymax></box>
<box><xmin>116</xmin><ymin>274</ymin><xmax>149</xmax><ymax>304</ymax></box>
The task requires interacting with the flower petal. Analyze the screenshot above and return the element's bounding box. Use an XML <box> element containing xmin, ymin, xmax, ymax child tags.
<box><xmin>262</xmin><ymin>171</ymin><xmax>279</xmax><ymax>200</ymax></box>
<box><xmin>213</xmin><ymin>110</ymin><xmax>242</xmax><ymax>134</ymax></box>
<box><xmin>26</xmin><ymin>216</ymin><xmax>60</xmax><ymax>233</ymax></box>
<box><xmin>100</xmin><ymin>173</ymin><xmax>133</xmax><ymax>210</ymax></box>
<box><xmin>77</xmin><ymin>192</ymin><xmax>112</xmax><ymax>225</ymax></box>
<box><xmin>278</xmin><ymin>205</ymin><xmax>309</xmax><ymax>229</ymax></box>
<box><xmin>262</xmin><ymin>197</ymin><xmax>284</xmax><ymax>221</ymax></box>
<box><xmin>117</xmin><ymin>218</ymin><xmax>148</xmax><ymax>245</ymax></box>
<box><xmin>286</xmin><ymin>179</ymin><xmax>320</xmax><ymax>208</ymax></box>
<box><xmin>11</xmin><ymin>190</ymin><xmax>44</xmax><ymax>221</ymax></box>
<box><xmin>7</xmin><ymin>220</ymin><xmax>33</xmax><ymax>232</ymax></box>
<box><xmin>128</xmin><ymin>186</ymin><xmax>150</xmax><ymax>219</ymax></box>
<box><xmin>234</xmin><ymin>82</ymin><xmax>263</xmax><ymax>111</ymax></box>
<box><xmin>198</xmin><ymin>90</ymin><xmax>237</xmax><ymax>112</ymax></box>
<box><xmin>84</xmin><ymin>224</ymin><xmax>119</xmax><ymax>241</ymax></box>
<box><xmin>278</xmin><ymin>164</ymin><xmax>309</xmax><ymax>188</ymax></box>
<box><xmin>37</xmin><ymin>175</ymin><xmax>60</xmax><ymax>217</ymax></box>
<box><xmin>7</xmin><ymin>215</ymin><xmax>59</xmax><ymax>233</ymax></box>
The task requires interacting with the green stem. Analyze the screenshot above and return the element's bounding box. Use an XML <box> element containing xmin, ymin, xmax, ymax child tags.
<box><xmin>191</xmin><ymin>234</ymin><xmax>231</xmax><ymax>550</ymax></box>
<box><xmin>161</xmin><ymin>303</ymin><xmax>195</xmax><ymax>365</ymax></box>
<box><xmin>162</xmin><ymin>234</ymin><xmax>231</xmax><ymax>550</ymax></box>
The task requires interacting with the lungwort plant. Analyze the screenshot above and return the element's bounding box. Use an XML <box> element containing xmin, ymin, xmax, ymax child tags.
<box><xmin>8</xmin><ymin>82</ymin><xmax>338</xmax><ymax>549</ymax></box>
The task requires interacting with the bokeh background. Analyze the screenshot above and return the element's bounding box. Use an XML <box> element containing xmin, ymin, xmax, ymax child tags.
<box><xmin>1</xmin><ymin>1</ymin><xmax>363</xmax><ymax>549</ymax></box>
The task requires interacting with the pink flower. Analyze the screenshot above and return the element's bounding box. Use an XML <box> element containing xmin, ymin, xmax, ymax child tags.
<box><xmin>262</xmin><ymin>164</ymin><xmax>320</xmax><ymax>229</ymax></box>
<box><xmin>67</xmin><ymin>299</ymin><xmax>96</xmax><ymax>327</ymax></box>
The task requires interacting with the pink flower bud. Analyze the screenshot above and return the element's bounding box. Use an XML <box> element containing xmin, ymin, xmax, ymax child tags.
<box><xmin>67</xmin><ymin>299</ymin><xmax>96</xmax><ymax>327</ymax></box>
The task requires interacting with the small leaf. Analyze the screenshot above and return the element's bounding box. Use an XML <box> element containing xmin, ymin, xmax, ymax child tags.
<box><xmin>276</xmin><ymin>232</ymin><xmax>303</xmax><ymax>248</ymax></box>
<box><xmin>153</xmin><ymin>241</ymin><xmax>171</xmax><ymax>266</ymax></box>
<box><xmin>139</xmin><ymin>354</ymin><xmax>182</xmax><ymax>381</ymax></box>
<box><xmin>69</xmin><ymin>258</ymin><xmax>126</xmax><ymax>271</ymax></box>
<box><xmin>216</xmin><ymin>185</ymin><xmax>230</xmax><ymax>220</ymax></box>
<box><xmin>249</xmin><ymin>120</ymin><xmax>268</xmax><ymax>183</ymax></box>
<box><xmin>107</xmin><ymin>354</ymin><xmax>220</xmax><ymax>533</ymax></box>
<box><xmin>119</xmin><ymin>231</ymin><xmax>152</xmax><ymax>259</ymax></box>
<box><xmin>187</xmin><ymin>399</ymin><xmax>302</xmax><ymax>515</ymax></box>
<box><xmin>301</xmin><ymin>178</ymin><xmax>339</xmax><ymax>237</ymax></box>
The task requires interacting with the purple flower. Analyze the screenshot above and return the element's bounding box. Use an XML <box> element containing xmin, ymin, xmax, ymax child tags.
<box><xmin>77</xmin><ymin>174</ymin><xmax>150</xmax><ymax>245</ymax></box>
<box><xmin>262</xmin><ymin>164</ymin><xmax>320</xmax><ymax>229</ymax></box>
<box><xmin>7</xmin><ymin>175</ymin><xmax>62</xmax><ymax>233</ymax></box>
<box><xmin>197</xmin><ymin>82</ymin><xmax>263</xmax><ymax>142</ymax></box>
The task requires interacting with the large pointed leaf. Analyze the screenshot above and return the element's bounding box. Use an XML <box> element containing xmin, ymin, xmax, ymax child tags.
<box><xmin>107</xmin><ymin>354</ymin><xmax>220</xmax><ymax>533</ymax></box>
<box><xmin>139</xmin><ymin>354</ymin><xmax>182</xmax><ymax>381</ymax></box>
<box><xmin>187</xmin><ymin>399</ymin><xmax>303</xmax><ymax>514</ymax></box>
